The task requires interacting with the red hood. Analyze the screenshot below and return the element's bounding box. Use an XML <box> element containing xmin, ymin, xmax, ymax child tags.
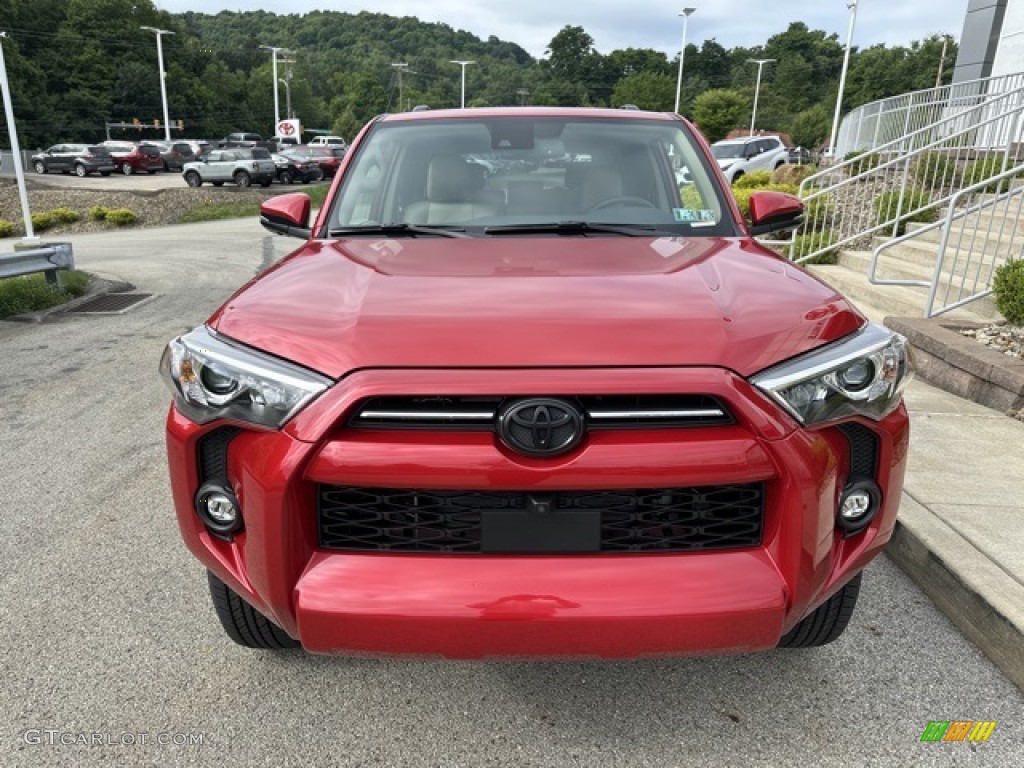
<box><xmin>208</xmin><ymin>237</ymin><xmax>863</xmax><ymax>379</ymax></box>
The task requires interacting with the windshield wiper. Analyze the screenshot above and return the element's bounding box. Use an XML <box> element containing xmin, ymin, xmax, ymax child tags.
<box><xmin>328</xmin><ymin>223</ymin><xmax>471</xmax><ymax>239</ymax></box>
<box><xmin>483</xmin><ymin>221</ymin><xmax>668</xmax><ymax>237</ymax></box>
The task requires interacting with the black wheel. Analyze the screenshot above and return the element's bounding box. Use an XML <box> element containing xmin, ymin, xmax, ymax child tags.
<box><xmin>279</xmin><ymin>170</ymin><xmax>292</xmax><ymax>185</ymax></box>
<box><xmin>777</xmin><ymin>572</ymin><xmax>862</xmax><ymax>648</ymax></box>
<box><xmin>212</xmin><ymin>181</ymin><xmax>224</xmax><ymax>187</ymax></box>
<box><xmin>163</xmin><ymin>161</ymin><xmax>170</xmax><ymax>172</ymax></box>
<box><xmin>259</xmin><ymin>179</ymin><xmax>272</xmax><ymax>188</ymax></box>
<box><xmin>184</xmin><ymin>171</ymin><xmax>202</xmax><ymax>188</ymax></box>
<box><xmin>731</xmin><ymin>171</ymin><xmax>744</xmax><ymax>184</ymax></box>
<box><xmin>775</xmin><ymin>161</ymin><xmax>785</xmax><ymax>170</ymax></box>
<box><xmin>300</xmin><ymin>177</ymin><xmax>310</xmax><ymax>184</ymax></box>
<box><xmin>74</xmin><ymin>164</ymin><xmax>87</xmax><ymax>177</ymax></box>
<box><xmin>147</xmin><ymin>169</ymin><xmax>157</xmax><ymax>175</ymax></box>
<box><xmin>207</xmin><ymin>571</ymin><xmax>299</xmax><ymax>650</ymax></box>
<box><xmin>33</xmin><ymin>160</ymin><xmax>47</xmax><ymax>174</ymax></box>
<box><xmin>234</xmin><ymin>171</ymin><xmax>251</xmax><ymax>188</ymax></box>
<box><xmin>121</xmin><ymin>162</ymin><xmax>133</xmax><ymax>175</ymax></box>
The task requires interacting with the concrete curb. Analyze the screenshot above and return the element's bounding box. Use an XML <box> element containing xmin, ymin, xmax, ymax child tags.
<box><xmin>887</xmin><ymin>493</ymin><xmax>1024</xmax><ymax>690</ymax></box>
<box><xmin>886</xmin><ymin>316</ymin><xmax>1024</xmax><ymax>415</ymax></box>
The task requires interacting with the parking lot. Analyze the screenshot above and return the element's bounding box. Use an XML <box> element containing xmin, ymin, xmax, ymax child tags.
<box><xmin>1</xmin><ymin>218</ymin><xmax>1021</xmax><ymax>767</ymax></box>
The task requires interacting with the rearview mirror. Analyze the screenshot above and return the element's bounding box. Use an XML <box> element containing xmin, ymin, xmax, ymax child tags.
<box><xmin>748</xmin><ymin>190</ymin><xmax>804</xmax><ymax>236</ymax></box>
<box><xmin>260</xmin><ymin>193</ymin><xmax>312</xmax><ymax>239</ymax></box>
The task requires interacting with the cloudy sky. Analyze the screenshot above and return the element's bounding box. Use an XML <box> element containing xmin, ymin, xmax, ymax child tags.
<box><xmin>158</xmin><ymin>1</ymin><xmax>969</xmax><ymax>58</ymax></box>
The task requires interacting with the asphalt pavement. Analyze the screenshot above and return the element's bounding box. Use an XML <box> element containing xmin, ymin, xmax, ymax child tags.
<box><xmin>1</xmin><ymin>220</ymin><xmax>1022</xmax><ymax>766</ymax></box>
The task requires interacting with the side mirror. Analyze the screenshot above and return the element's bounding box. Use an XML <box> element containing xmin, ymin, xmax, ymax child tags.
<box><xmin>748</xmin><ymin>190</ymin><xmax>804</xmax><ymax>236</ymax></box>
<box><xmin>260</xmin><ymin>193</ymin><xmax>312</xmax><ymax>239</ymax></box>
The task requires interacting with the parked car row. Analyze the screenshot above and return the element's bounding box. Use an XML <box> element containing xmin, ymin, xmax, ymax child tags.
<box><xmin>31</xmin><ymin>139</ymin><xmax>213</xmax><ymax>177</ymax></box>
<box><xmin>181</xmin><ymin>144</ymin><xmax>345</xmax><ymax>187</ymax></box>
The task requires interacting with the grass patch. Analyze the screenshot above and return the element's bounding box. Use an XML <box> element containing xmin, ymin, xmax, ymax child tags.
<box><xmin>0</xmin><ymin>270</ymin><xmax>90</xmax><ymax>319</ymax></box>
<box><xmin>178</xmin><ymin>200</ymin><xmax>262</xmax><ymax>224</ymax></box>
<box><xmin>307</xmin><ymin>182</ymin><xmax>331</xmax><ymax>208</ymax></box>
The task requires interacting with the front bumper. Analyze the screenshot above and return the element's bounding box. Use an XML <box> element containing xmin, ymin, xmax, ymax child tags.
<box><xmin>166</xmin><ymin>366</ymin><xmax>909</xmax><ymax>658</ymax></box>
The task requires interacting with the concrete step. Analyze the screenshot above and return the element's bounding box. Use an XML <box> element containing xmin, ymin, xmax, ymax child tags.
<box><xmin>869</xmin><ymin>237</ymin><xmax>1013</xmax><ymax>275</ymax></box>
<box><xmin>905</xmin><ymin>219</ymin><xmax>1024</xmax><ymax>248</ymax></box>
<box><xmin>836</xmin><ymin>250</ymin><xmax>1002</xmax><ymax>319</ymax></box>
<box><xmin>807</xmin><ymin>261</ymin><xmax>999</xmax><ymax>321</ymax></box>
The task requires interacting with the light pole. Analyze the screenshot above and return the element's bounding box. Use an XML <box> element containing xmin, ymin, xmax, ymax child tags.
<box><xmin>278</xmin><ymin>78</ymin><xmax>291</xmax><ymax>120</ymax></box>
<box><xmin>391</xmin><ymin>62</ymin><xmax>409</xmax><ymax>111</ymax></box>
<box><xmin>0</xmin><ymin>31</ymin><xmax>37</xmax><ymax>243</ymax></box>
<box><xmin>673</xmin><ymin>7</ymin><xmax>696</xmax><ymax>115</ymax></box>
<box><xmin>517</xmin><ymin>88</ymin><xmax>530</xmax><ymax>106</ymax></box>
<box><xmin>746</xmin><ymin>58</ymin><xmax>775</xmax><ymax>135</ymax></box>
<box><xmin>141</xmin><ymin>26</ymin><xmax>174</xmax><ymax>141</ymax></box>
<box><xmin>828</xmin><ymin>0</ymin><xmax>858</xmax><ymax>157</ymax></box>
<box><xmin>450</xmin><ymin>60</ymin><xmax>475</xmax><ymax>109</ymax></box>
<box><xmin>260</xmin><ymin>45</ymin><xmax>287</xmax><ymax>132</ymax></box>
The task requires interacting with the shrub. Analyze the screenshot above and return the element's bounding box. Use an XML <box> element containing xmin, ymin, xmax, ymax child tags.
<box><xmin>844</xmin><ymin>150</ymin><xmax>881</xmax><ymax>171</ymax></box>
<box><xmin>791</xmin><ymin>231</ymin><xmax>840</xmax><ymax>264</ymax></box>
<box><xmin>104</xmin><ymin>208</ymin><xmax>138</xmax><ymax>226</ymax></box>
<box><xmin>873</xmin><ymin>188</ymin><xmax>938</xmax><ymax>235</ymax></box>
<box><xmin>89</xmin><ymin>206</ymin><xmax>109</xmax><ymax>221</ymax></box>
<box><xmin>679</xmin><ymin>184</ymin><xmax>703</xmax><ymax>210</ymax></box>
<box><xmin>48</xmin><ymin>207</ymin><xmax>81</xmax><ymax>225</ymax></box>
<box><xmin>732</xmin><ymin>170</ymin><xmax>773</xmax><ymax>190</ymax></box>
<box><xmin>0</xmin><ymin>219</ymin><xmax>13</xmax><ymax>238</ymax></box>
<box><xmin>962</xmin><ymin>156</ymin><xmax>1023</xmax><ymax>193</ymax></box>
<box><xmin>803</xmin><ymin>194</ymin><xmax>835</xmax><ymax>231</ymax></box>
<box><xmin>0</xmin><ymin>270</ymin><xmax>89</xmax><ymax>319</ymax></box>
<box><xmin>911</xmin><ymin>152</ymin><xmax>959</xmax><ymax>190</ymax></box>
<box><xmin>31</xmin><ymin>212</ymin><xmax>54</xmax><ymax>231</ymax></box>
<box><xmin>772</xmin><ymin>164</ymin><xmax>817</xmax><ymax>186</ymax></box>
<box><xmin>993</xmin><ymin>259</ymin><xmax>1024</xmax><ymax>325</ymax></box>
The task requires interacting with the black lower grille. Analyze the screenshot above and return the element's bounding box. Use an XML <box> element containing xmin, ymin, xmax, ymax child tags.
<box><xmin>197</xmin><ymin>427</ymin><xmax>241</xmax><ymax>482</ymax></box>
<box><xmin>318</xmin><ymin>484</ymin><xmax>764</xmax><ymax>554</ymax></box>
<box><xmin>837</xmin><ymin>423</ymin><xmax>878</xmax><ymax>482</ymax></box>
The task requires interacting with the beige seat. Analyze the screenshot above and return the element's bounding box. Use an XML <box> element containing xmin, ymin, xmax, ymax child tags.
<box><xmin>404</xmin><ymin>154</ymin><xmax>499</xmax><ymax>225</ymax></box>
<box><xmin>578</xmin><ymin>165</ymin><xmax>624</xmax><ymax>211</ymax></box>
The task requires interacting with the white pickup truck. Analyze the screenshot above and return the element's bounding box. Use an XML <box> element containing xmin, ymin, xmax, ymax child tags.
<box><xmin>182</xmin><ymin>148</ymin><xmax>277</xmax><ymax>188</ymax></box>
<box><xmin>308</xmin><ymin>135</ymin><xmax>347</xmax><ymax>147</ymax></box>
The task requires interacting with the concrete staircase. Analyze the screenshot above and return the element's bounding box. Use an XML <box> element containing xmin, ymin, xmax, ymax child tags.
<box><xmin>805</xmin><ymin>191</ymin><xmax>1021</xmax><ymax>322</ymax></box>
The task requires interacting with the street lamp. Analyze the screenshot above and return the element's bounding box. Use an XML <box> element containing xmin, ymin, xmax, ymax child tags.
<box><xmin>0</xmin><ymin>31</ymin><xmax>37</xmax><ymax>243</ymax></box>
<box><xmin>278</xmin><ymin>78</ymin><xmax>291</xmax><ymax>120</ymax></box>
<box><xmin>141</xmin><ymin>26</ymin><xmax>174</xmax><ymax>142</ymax></box>
<box><xmin>260</xmin><ymin>45</ymin><xmax>288</xmax><ymax>132</ymax></box>
<box><xmin>746</xmin><ymin>58</ymin><xmax>776</xmax><ymax>135</ymax></box>
<box><xmin>450</xmin><ymin>60</ymin><xmax>476</xmax><ymax>109</ymax></box>
<box><xmin>673</xmin><ymin>7</ymin><xmax>696</xmax><ymax>115</ymax></box>
<box><xmin>828</xmin><ymin>1</ymin><xmax>859</xmax><ymax>157</ymax></box>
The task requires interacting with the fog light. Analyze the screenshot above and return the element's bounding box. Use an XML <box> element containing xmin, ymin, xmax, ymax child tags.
<box><xmin>836</xmin><ymin>481</ymin><xmax>881</xmax><ymax>535</ymax></box>
<box><xmin>195</xmin><ymin>482</ymin><xmax>243</xmax><ymax>537</ymax></box>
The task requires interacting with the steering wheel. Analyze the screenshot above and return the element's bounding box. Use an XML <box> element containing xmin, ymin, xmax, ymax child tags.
<box><xmin>587</xmin><ymin>196</ymin><xmax>658</xmax><ymax>212</ymax></box>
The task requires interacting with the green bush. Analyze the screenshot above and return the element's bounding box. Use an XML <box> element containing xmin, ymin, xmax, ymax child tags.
<box><xmin>104</xmin><ymin>208</ymin><xmax>138</xmax><ymax>226</ymax></box>
<box><xmin>873</xmin><ymin>188</ymin><xmax>938</xmax><ymax>234</ymax></box>
<box><xmin>31</xmin><ymin>212</ymin><xmax>54</xmax><ymax>231</ymax></box>
<box><xmin>732</xmin><ymin>170</ymin><xmax>773</xmax><ymax>190</ymax></box>
<box><xmin>993</xmin><ymin>259</ymin><xmax>1024</xmax><ymax>325</ymax></box>
<box><xmin>911</xmin><ymin>152</ymin><xmax>959</xmax><ymax>190</ymax></box>
<box><xmin>0</xmin><ymin>270</ymin><xmax>89</xmax><ymax>319</ymax></box>
<box><xmin>962</xmin><ymin>157</ymin><xmax>1023</xmax><ymax>193</ymax></box>
<box><xmin>792</xmin><ymin>231</ymin><xmax>840</xmax><ymax>264</ymax></box>
<box><xmin>844</xmin><ymin>150</ymin><xmax>882</xmax><ymax>171</ymax></box>
<box><xmin>0</xmin><ymin>219</ymin><xmax>13</xmax><ymax>238</ymax></box>
<box><xmin>89</xmin><ymin>206</ymin><xmax>109</xmax><ymax>221</ymax></box>
<box><xmin>679</xmin><ymin>184</ymin><xmax>703</xmax><ymax>210</ymax></box>
<box><xmin>772</xmin><ymin>164</ymin><xmax>817</xmax><ymax>186</ymax></box>
<box><xmin>803</xmin><ymin>194</ymin><xmax>835</xmax><ymax>231</ymax></box>
<box><xmin>49</xmin><ymin>207</ymin><xmax>81</xmax><ymax>225</ymax></box>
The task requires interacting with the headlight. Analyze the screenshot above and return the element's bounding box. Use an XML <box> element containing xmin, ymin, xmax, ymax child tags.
<box><xmin>159</xmin><ymin>325</ymin><xmax>331</xmax><ymax>428</ymax></box>
<box><xmin>751</xmin><ymin>323</ymin><xmax>912</xmax><ymax>425</ymax></box>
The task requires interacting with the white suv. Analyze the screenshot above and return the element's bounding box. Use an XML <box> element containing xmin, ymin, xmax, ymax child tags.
<box><xmin>711</xmin><ymin>136</ymin><xmax>789</xmax><ymax>184</ymax></box>
<box><xmin>309</xmin><ymin>135</ymin><xmax>347</xmax><ymax>147</ymax></box>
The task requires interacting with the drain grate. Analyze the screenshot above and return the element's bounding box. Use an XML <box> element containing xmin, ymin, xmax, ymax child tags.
<box><xmin>68</xmin><ymin>292</ymin><xmax>156</xmax><ymax>315</ymax></box>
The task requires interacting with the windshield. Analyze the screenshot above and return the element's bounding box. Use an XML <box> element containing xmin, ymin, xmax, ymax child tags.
<box><xmin>711</xmin><ymin>144</ymin><xmax>745</xmax><ymax>159</ymax></box>
<box><xmin>328</xmin><ymin>115</ymin><xmax>735</xmax><ymax>237</ymax></box>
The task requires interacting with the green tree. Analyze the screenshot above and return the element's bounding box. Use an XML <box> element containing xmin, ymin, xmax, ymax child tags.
<box><xmin>692</xmin><ymin>89</ymin><xmax>748</xmax><ymax>142</ymax></box>
<box><xmin>789</xmin><ymin>103</ymin><xmax>832</xmax><ymax>148</ymax></box>
<box><xmin>611</xmin><ymin>72</ymin><xmax>675</xmax><ymax>111</ymax></box>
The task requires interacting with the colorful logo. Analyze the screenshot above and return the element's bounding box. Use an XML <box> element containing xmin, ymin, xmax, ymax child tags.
<box><xmin>920</xmin><ymin>721</ymin><xmax>997</xmax><ymax>742</ymax></box>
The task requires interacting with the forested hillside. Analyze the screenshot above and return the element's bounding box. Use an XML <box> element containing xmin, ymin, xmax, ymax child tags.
<box><xmin>0</xmin><ymin>0</ymin><xmax>957</xmax><ymax>147</ymax></box>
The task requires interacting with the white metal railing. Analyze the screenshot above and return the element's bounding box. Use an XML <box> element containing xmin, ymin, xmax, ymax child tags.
<box><xmin>869</xmin><ymin>165</ymin><xmax>1024</xmax><ymax>317</ymax></box>
<box><xmin>786</xmin><ymin>84</ymin><xmax>1024</xmax><ymax>266</ymax></box>
<box><xmin>835</xmin><ymin>72</ymin><xmax>1024</xmax><ymax>156</ymax></box>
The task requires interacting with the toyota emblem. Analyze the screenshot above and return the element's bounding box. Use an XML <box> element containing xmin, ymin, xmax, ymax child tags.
<box><xmin>497</xmin><ymin>398</ymin><xmax>584</xmax><ymax>457</ymax></box>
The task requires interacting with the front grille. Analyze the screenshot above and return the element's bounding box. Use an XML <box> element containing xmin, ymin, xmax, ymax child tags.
<box><xmin>349</xmin><ymin>394</ymin><xmax>732</xmax><ymax>431</ymax></box>
<box><xmin>837</xmin><ymin>423</ymin><xmax>878</xmax><ymax>482</ymax></box>
<box><xmin>318</xmin><ymin>484</ymin><xmax>764</xmax><ymax>554</ymax></box>
<box><xmin>197</xmin><ymin>427</ymin><xmax>241</xmax><ymax>482</ymax></box>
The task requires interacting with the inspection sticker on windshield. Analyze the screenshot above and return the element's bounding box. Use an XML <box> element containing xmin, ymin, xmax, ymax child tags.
<box><xmin>673</xmin><ymin>208</ymin><xmax>716</xmax><ymax>223</ymax></box>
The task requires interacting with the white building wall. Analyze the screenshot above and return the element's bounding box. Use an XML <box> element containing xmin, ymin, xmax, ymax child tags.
<box><xmin>991</xmin><ymin>0</ymin><xmax>1024</xmax><ymax>76</ymax></box>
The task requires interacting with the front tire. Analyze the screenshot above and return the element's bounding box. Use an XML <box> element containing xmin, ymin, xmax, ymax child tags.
<box><xmin>233</xmin><ymin>171</ymin><xmax>251</xmax><ymax>188</ymax></box>
<box><xmin>777</xmin><ymin>572</ymin><xmax>862</xmax><ymax>648</ymax></box>
<box><xmin>207</xmin><ymin>571</ymin><xmax>299</xmax><ymax>650</ymax></box>
<box><xmin>184</xmin><ymin>171</ymin><xmax>202</xmax><ymax>188</ymax></box>
<box><xmin>121</xmin><ymin>162</ymin><xmax>133</xmax><ymax>176</ymax></box>
<box><xmin>75</xmin><ymin>164</ymin><xmax>87</xmax><ymax>177</ymax></box>
<box><xmin>279</xmin><ymin>170</ymin><xmax>292</xmax><ymax>185</ymax></box>
<box><xmin>34</xmin><ymin>160</ymin><xmax>47</xmax><ymax>174</ymax></box>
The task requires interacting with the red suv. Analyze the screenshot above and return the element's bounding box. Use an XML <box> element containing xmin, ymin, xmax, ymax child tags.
<box><xmin>161</xmin><ymin>108</ymin><xmax>911</xmax><ymax>658</ymax></box>
<box><xmin>104</xmin><ymin>141</ymin><xmax>164</xmax><ymax>175</ymax></box>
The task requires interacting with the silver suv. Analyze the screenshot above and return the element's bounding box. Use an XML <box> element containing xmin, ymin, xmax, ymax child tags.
<box><xmin>182</xmin><ymin>148</ymin><xmax>276</xmax><ymax>188</ymax></box>
<box><xmin>711</xmin><ymin>136</ymin><xmax>789</xmax><ymax>184</ymax></box>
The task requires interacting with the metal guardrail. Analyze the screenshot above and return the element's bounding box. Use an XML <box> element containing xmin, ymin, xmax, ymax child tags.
<box><xmin>0</xmin><ymin>242</ymin><xmax>74</xmax><ymax>285</ymax></box>
<box><xmin>869</xmin><ymin>165</ymin><xmax>1024</xmax><ymax>317</ymax></box>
